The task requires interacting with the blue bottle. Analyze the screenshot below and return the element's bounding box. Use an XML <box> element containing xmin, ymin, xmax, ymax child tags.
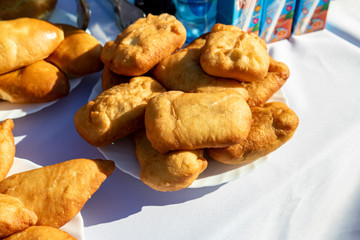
<box><xmin>174</xmin><ymin>0</ymin><xmax>217</xmax><ymax>43</ymax></box>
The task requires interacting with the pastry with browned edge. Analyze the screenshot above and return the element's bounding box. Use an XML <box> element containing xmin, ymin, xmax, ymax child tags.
<box><xmin>240</xmin><ymin>57</ymin><xmax>290</xmax><ymax>107</ymax></box>
<box><xmin>100</xmin><ymin>13</ymin><xmax>186</xmax><ymax>76</ymax></box>
<box><xmin>0</xmin><ymin>194</ymin><xmax>37</xmax><ymax>238</ymax></box>
<box><xmin>200</xmin><ymin>23</ymin><xmax>270</xmax><ymax>82</ymax></box>
<box><xmin>134</xmin><ymin>130</ymin><xmax>207</xmax><ymax>192</ymax></box>
<box><xmin>0</xmin><ymin>119</ymin><xmax>15</xmax><ymax>181</ymax></box>
<box><xmin>207</xmin><ymin>102</ymin><xmax>299</xmax><ymax>164</ymax></box>
<box><xmin>0</xmin><ymin>158</ymin><xmax>115</xmax><ymax>228</ymax></box>
<box><xmin>153</xmin><ymin>34</ymin><xmax>248</xmax><ymax>100</ymax></box>
<box><xmin>145</xmin><ymin>90</ymin><xmax>251</xmax><ymax>153</ymax></box>
<box><xmin>75</xmin><ymin>76</ymin><xmax>166</xmax><ymax>147</ymax></box>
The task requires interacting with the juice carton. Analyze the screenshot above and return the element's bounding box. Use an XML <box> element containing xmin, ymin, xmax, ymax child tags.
<box><xmin>259</xmin><ymin>0</ymin><xmax>297</xmax><ymax>43</ymax></box>
<box><xmin>216</xmin><ymin>0</ymin><xmax>264</xmax><ymax>35</ymax></box>
<box><xmin>292</xmin><ymin>0</ymin><xmax>330</xmax><ymax>35</ymax></box>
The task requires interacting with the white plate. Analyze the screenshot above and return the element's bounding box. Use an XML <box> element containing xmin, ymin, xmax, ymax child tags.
<box><xmin>89</xmin><ymin>80</ymin><xmax>288</xmax><ymax>188</ymax></box>
<box><xmin>7</xmin><ymin>157</ymin><xmax>85</xmax><ymax>240</ymax></box>
<box><xmin>0</xmin><ymin>8</ymin><xmax>84</xmax><ymax>121</ymax></box>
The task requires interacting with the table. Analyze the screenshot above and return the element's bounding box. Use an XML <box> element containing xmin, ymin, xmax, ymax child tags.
<box><xmin>9</xmin><ymin>0</ymin><xmax>360</xmax><ymax>239</ymax></box>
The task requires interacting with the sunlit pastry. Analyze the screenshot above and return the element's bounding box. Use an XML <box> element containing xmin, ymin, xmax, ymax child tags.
<box><xmin>0</xmin><ymin>158</ymin><xmax>115</xmax><ymax>228</ymax></box>
<box><xmin>0</xmin><ymin>18</ymin><xmax>64</xmax><ymax>75</ymax></box>
<box><xmin>145</xmin><ymin>90</ymin><xmax>251</xmax><ymax>153</ymax></box>
<box><xmin>47</xmin><ymin>24</ymin><xmax>103</xmax><ymax>78</ymax></box>
<box><xmin>3</xmin><ymin>226</ymin><xmax>76</xmax><ymax>240</ymax></box>
<box><xmin>207</xmin><ymin>102</ymin><xmax>299</xmax><ymax>164</ymax></box>
<box><xmin>0</xmin><ymin>194</ymin><xmax>37</xmax><ymax>238</ymax></box>
<box><xmin>0</xmin><ymin>60</ymin><xmax>69</xmax><ymax>103</ymax></box>
<box><xmin>74</xmin><ymin>76</ymin><xmax>166</xmax><ymax>147</ymax></box>
<box><xmin>240</xmin><ymin>57</ymin><xmax>290</xmax><ymax>107</ymax></box>
<box><xmin>133</xmin><ymin>130</ymin><xmax>207</xmax><ymax>192</ymax></box>
<box><xmin>0</xmin><ymin>119</ymin><xmax>15</xmax><ymax>181</ymax></box>
<box><xmin>153</xmin><ymin>34</ymin><xmax>248</xmax><ymax>100</ymax></box>
<box><xmin>200</xmin><ymin>23</ymin><xmax>270</xmax><ymax>82</ymax></box>
<box><xmin>100</xmin><ymin>13</ymin><xmax>186</xmax><ymax>76</ymax></box>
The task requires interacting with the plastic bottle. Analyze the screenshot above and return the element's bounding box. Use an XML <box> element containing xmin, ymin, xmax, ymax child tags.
<box><xmin>174</xmin><ymin>0</ymin><xmax>217</xmax><ymax>43</ymax></box>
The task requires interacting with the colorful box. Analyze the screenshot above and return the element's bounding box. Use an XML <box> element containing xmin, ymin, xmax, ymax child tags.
<box><xmin>259</xmin><ymin>0</ymin><xmax>297</xmax><ymax>43</ymax></box>
<box><xmin>216</xmin><ymin>0</ymin><xmax>264</xmax><ymax>35</ymax></box>
<box><xmin>292</xmin><ymin>0</ymin><xmax>330</xmax><ymax>35</ymax></box>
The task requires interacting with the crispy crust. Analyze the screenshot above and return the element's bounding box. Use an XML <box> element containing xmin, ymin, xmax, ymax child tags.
<box><xmin>200</xmin><ymin>23</ymin><xmax>270</xmax><ymax>82</ymax></box>
<box><xmin>0</xmin><ymin>158</ymin><xmax>115</xmax><ymax>228</ymax></box>
<box><xmin>153</xmin><ymin>34</ymin><xmax>249</xmax><ymax>100</ymax></box>
<box><xmin>145</xmin><ymin>91</ymin><xmax>252</xmax><ymax>153</ymax></box>
<box><xmin>100</xmin><ymin>13</ymin><xmax>186</xmax><ymax>76</ymax></box>
<box><xmin>0</xmin><ymin>194</ymin><xmax>38</xmax><ymax>238</ymax></box>
<box><xmin>74</xmin><ymin>76</ymin><xmax>166</xmax><ymax>147</ymax></box>
<box><xmin>207</xmin><ymin>102</ymin><xmax>299</xmax><ymax>164</ymax></box>
<box><xmin>240</xmin><ymin>57</ymin><xmax>290</xmax><ymax>107</ymax></box>
<box><xmin>133</xmin><ymin>130</ymin><xmax>207</xmax><ymax>192</ymax></box>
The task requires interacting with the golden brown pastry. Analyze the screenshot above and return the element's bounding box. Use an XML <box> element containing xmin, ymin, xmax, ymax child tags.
<box><xmin>207</xmin><ymin>102</ymin><xmax>299</xmax><ymax>164</ymax></box>
<box><xmin>3</xmin><ymin>226</ymin><xmax>77</xmax><ymax>240</ymax></box>
<box><xmin>133</xmin><ymin>130</ymin><xmax>207</xmax><ymax>192</ymax></box>
<box><xmin>152</xmin><ymin>34</ymin><xmax>249</xmax><ymax>100</ymax></box>
<box><xmin>101</xmin><ymin>66</ymin><xmax>131</xmax><ymax>91</ymax></box>
<box><xmin>0</xmin><ymin>60</ymin><xmax>69</xmax><ymax>103</ymax></box>
<box><xmin>0</xmin><ymin>158</ymin><xmax>115</xmax><ymax>228</ymax></box>
<box><xmin>200</xmin><ymin>23</ymin><xmax>270</xmax><ymax>82</ymax></box>
<box><xmin>47</xmin><ymin>24</ymin><xmax>103</xmax><ymax>78</ymax></box>
<box><xmin>100</xmin><ymin>13</ymin><xmax>186</xmax><ymax>76</ymax></box>
<box><xmin>0</xmin><ymin>0</ymin><xmax>57</xmax><ymax>20</ymax></box>
<box><xmin>0</xmin><ymin>18</ymin><xmax>64</xmax><ymax>75</ymax></box>
<box><xmin>74</xmin><ymin>76</ymin><xmax>166</xmax><ymax>147</ymax></box>
<box><xmin>0</xmin><ymin>119</ymin><xmax>15</xmax><ymax>181</ymax></box>
<box><xmin>240</xmin><ymin>57</ymin><xmax>290</xmax><ymax>107</ymax></box>
<box><xmin>145</xmin><ymin>90</ymin><xmax>252</xmax><ymax>153</ymax></box>
<box><xmin>0</xmin><ymin>194</ymin><xmax>38</xmax><ymax>238</ymax></box>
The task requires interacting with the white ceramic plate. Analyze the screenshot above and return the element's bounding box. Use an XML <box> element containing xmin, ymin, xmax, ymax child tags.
<box><xmin>0</xmin><ymin>8</ymin><xmax>84</xmax><ymax>121</ymax></box>
<box><xmin>7</xmin><ymin>157</ymin><xmax>85</xmax><ymax>240</ymax></box>
<box><xmin>89</xmin><ymin>80</ymin><xmax>288</xmax><ymax>188</ymax></box>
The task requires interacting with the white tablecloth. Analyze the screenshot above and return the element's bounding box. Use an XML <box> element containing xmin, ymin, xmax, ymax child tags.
<box><xmin>8</xmin><ymin>0</ymin><xmax>360</xmax><ymax>239</ymax></box>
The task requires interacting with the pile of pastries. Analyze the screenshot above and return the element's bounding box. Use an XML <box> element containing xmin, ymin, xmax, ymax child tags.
<box><xmin>0</xmin><ymin>10</ymin><xmax>299</xmax><ymax>239</ymax></box>
<box><xmin>0</xmin><ymin>119</ymin><xmax>115</xmax><ymax>239</ymax></box>
<box><xmin>0</xmin><ymin>17</ymin><xmax>103</xmax><ymax>103</ymax></box>
<box><xmin>74</xmin><ymin>14</ymin><xmax>299</xmax><ymax>192</ymax></box>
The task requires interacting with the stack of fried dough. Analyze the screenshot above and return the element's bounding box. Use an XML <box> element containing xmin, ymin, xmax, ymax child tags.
<box><xmin>74</xmin><ymin>14</ymin><xmax>299</xmax><ymax>192</ymax></box>
<box><xmin>0</xmin><ymin>119</ymin><xmax>115</xmax><ymax>239</ymax></box>
<box><xmin>0</xmin><ymin>18</ymin><xmax>103</xmax><ymax>103</ymax></box>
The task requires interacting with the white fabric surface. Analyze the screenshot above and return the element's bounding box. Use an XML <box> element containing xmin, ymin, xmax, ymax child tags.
<box><xmin>7</xmin><ymin>0</ymin><xmax>360</xmax><ymax>239</ymax></box>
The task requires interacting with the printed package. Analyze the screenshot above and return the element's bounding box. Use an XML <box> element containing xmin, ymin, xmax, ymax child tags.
<box><xmin>259</xmin><ymin>0</ymin><xmax>297</xmax><ymax>43</ymax></box>
<box><xmin>216</xmin><ymin>0</ymin><xmax>264</xmax><ymax>35</ymax></box>
<box><xmin>292</xmin><ymin>0</ymin><xmax>330</xmax><ymax>35</ymax></box>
